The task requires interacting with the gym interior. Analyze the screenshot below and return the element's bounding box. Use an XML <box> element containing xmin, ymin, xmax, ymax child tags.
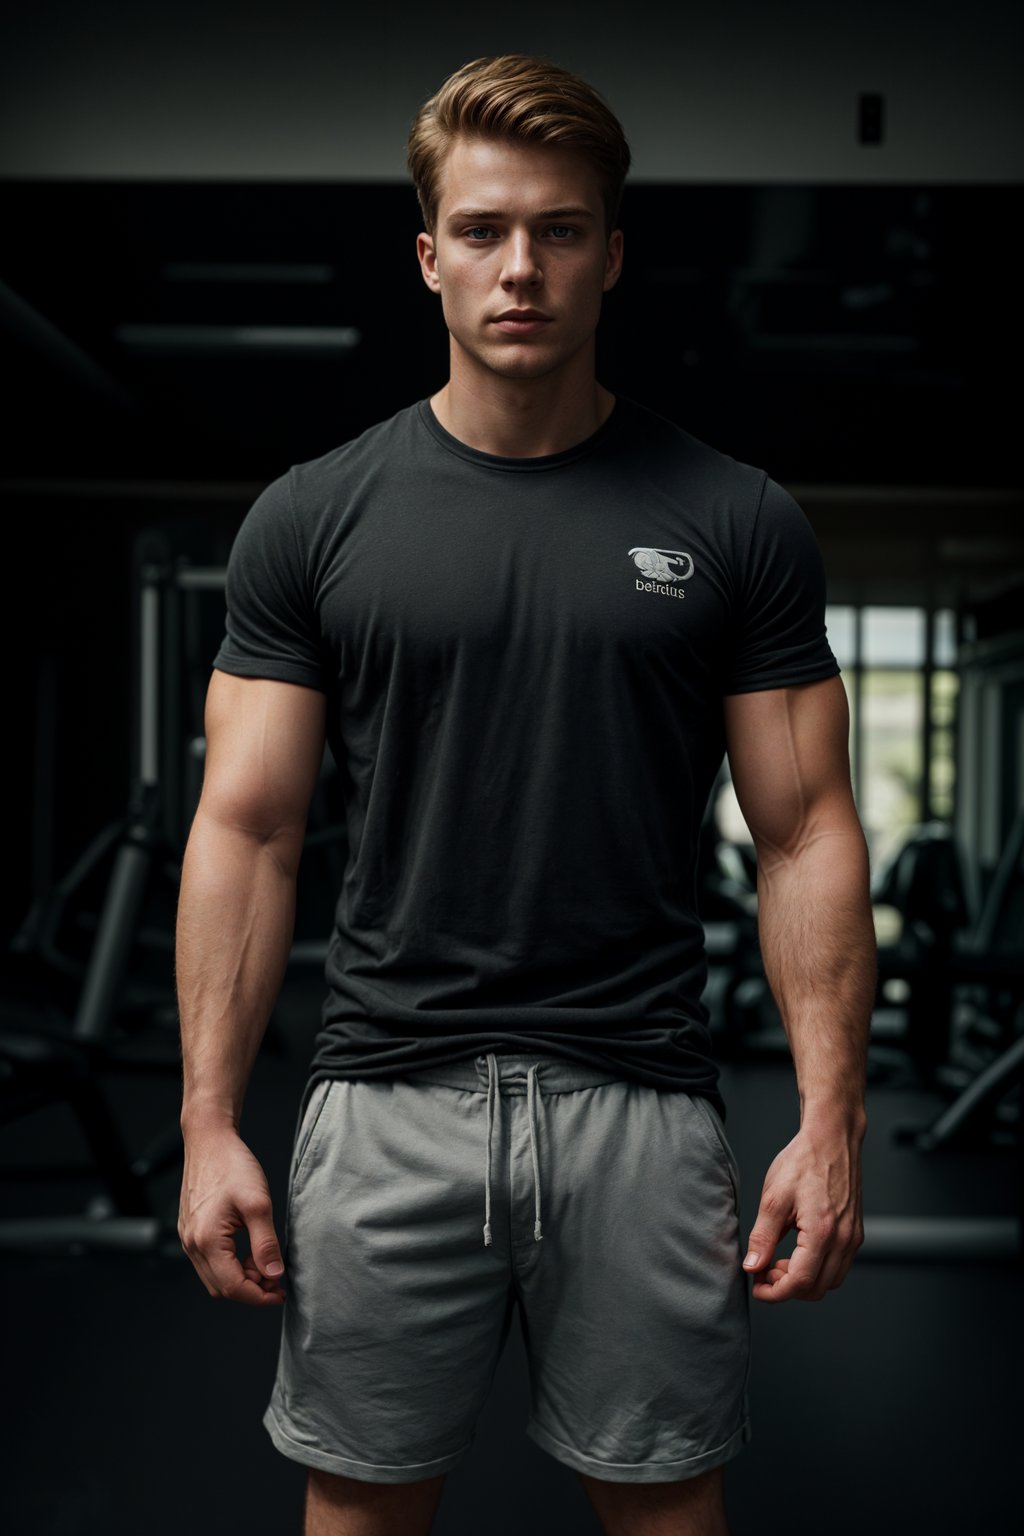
<box><xmin>1</xmin><ymin>6</ymin><xmax>1021</xmax><ymax>1534</ymax></box>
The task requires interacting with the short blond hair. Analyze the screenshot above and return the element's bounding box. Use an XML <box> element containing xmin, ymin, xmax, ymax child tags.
<box><xmin>407</xmin><ymin>53</ymin><xmax>631</xmax><ymax>237</ymax></box>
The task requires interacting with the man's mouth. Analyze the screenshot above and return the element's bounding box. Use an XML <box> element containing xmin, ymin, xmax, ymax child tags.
<box><xmin>491</xmin><ymin>309</ymin><xmax>553</xmax><ymax>333</ymax></box>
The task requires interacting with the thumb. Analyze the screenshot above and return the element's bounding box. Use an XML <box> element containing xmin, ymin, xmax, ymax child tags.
<box><xmin>743</xmin><ymin>1215</ymin><xmax>784</xmax><ymax>1273</ymax></box>
<box><xmin>250</xmin><ymin>1221</ymin><xmax>285</xmax><ymax>1277</ymax></box>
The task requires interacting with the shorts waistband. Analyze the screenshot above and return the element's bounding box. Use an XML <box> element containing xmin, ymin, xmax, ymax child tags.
<box><xmin>405</xmin><ymin>1052</ymin><xmax>622</xmax><ymax>1250</ymax></box>
<box><xmin>401</xmin><ymin>1051</ymin><xmax>624</xmax><ymax>1096</ymax></box>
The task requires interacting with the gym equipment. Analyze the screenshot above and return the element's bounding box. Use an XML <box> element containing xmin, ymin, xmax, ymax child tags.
<box><xmin>1</xmin><ymin>532</ymin><xmax>188</xmax><ymax>1254</ymax></box>
<box><xmin>870</xmin><ymin>820</ymin><xmax>973</xmax><ymax>1081</ymax></box>
<box><xmin>861</xmin><ymin>1214</ymin><xmax>1020</xmax><ymax>1261</ymax></box>
<box><xmin>0</xmin><ymin>527</ymin><xmax>335</xmax><ymax>1256</ymax></box>
<box><xmin>888</xmin><ymin>809</ymin><xmax>1024</xmax><ymax>1141</ymax></box>
<box><xmin>701</xmin><ymin>803</ymin><xmax>1023</xmax><ymax>1263</ymax></box>
<box><xmin>860</xmin><ymin>810</ymin><xmax>1024</xmax><ymax>1262</ymax></box>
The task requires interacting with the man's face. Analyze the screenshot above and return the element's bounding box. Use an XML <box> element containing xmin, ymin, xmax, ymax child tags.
<box><xmin>416</xmin><ymin>135</ymin><xmax>623</xmax><ymax>383</ymax></box>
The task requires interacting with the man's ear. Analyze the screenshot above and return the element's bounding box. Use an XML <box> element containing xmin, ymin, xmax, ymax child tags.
<box><xmin>603</xmin><ymin>228</ymin><xmax>624</xmax><ymax>293</ymax></box>
<box><xmin>417</xmin><ymin>232</ymin><xmax>441</xmax><ymax>294</ymax></box>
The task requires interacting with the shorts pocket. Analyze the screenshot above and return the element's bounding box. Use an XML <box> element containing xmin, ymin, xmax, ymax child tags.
<box><xmin>291</xmin><ymin>1079</ymin><xmax>335</xmax><ymax>1194</ymax></box>
<box><xmin>691</xmin><ymin>1094</ymin><xmax>742</xmax><ymax>1211</ymax></box>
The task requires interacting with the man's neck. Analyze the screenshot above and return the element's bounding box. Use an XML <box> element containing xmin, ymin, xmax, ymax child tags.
<box><xmin>430</xmin><ymin>362</ymin><xmax>615</xmax><ymax>459</ymax></box>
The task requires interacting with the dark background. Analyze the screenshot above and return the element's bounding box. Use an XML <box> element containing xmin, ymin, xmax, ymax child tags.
<box><xmin>3</xmin><ymin>176</ymin><xmax>1021</xmax><ymax>949</ymax></box>
<box><xmin>0</xmin><ymin>3</ymin><xmax>1021</xmax><ymax>1534</ymax></box>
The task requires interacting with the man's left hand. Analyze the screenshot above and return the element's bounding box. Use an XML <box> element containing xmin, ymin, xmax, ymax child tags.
<box><xmin>742</xmin><ymin>1118</ymin><xmax>866</xmax><ymax>1302</ymax></box>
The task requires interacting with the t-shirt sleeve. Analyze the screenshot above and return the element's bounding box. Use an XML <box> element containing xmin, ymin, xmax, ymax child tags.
<box><xmin>723</xmin><ymin>474</ymin><xmax>841</xmax><ymax>694</ymax></box>
<box><xmin>212</xmin><ymin>470</ymin><xmax>331</xmax><ymax>693</ymax></box>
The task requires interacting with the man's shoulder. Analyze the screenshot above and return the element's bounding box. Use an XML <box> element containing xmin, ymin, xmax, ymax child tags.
<box><xmin>289</xmin><ymin>399</ymin><xmax>425</xmax><ymax>489</ymax></box>
<box><xmin>612</xmin><ymin>395</ymin><xmax>765</xmax><ymax>495</ymax></box>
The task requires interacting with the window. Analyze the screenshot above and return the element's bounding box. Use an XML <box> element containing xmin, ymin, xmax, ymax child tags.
<box><xmin>716</xmin><ymin>604</ymin><xmax>959</xmax><ymax>871</ymax></box>
<box><xmin>854</xmin><ymin>606</ymin><xmax>959</xmax><ymax>867</ymax></box>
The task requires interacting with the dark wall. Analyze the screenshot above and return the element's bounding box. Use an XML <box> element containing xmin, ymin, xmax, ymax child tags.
<box><xmin>2</xmin><ymin>180</ymin><xmax>1020</xmax><ymax>485</ymax></box>
<box><xmin>2</xmin><ymin>1</ymin><xmax>1022</xmax><ymax>182</ymax></box>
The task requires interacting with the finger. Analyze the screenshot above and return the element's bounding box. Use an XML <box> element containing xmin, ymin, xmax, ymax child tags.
<box><xmin>180</xmin><ymin>1232</ymin><xmax>223</xmax><ymax>1298</ymax></box>
<box><xmin>754</xmin><ymin>1234</ymin><xmax>828</xmax><ymax>1303</ymax></box>
<box><xmin>201</xmin><ymin>1218</ymin><xmax>281</xmax><ymax>1303</ymax></box>
<box><xmin>240</xmin><ymin>1253</ymin><xmax>286</xmax><ymax>1303</ymax></box>
<box><xmin>201</xmin><ymin>1225</ymin><xmax>248</xmax><ymax>1296</ymax></box>
<box><xmin>180</xmin><ymin>1204</ymin><xmax>284</xmax><ymax>1303</ymax></box>
<box><xmin>825</xmin><ymin>1239</ymin><xmax>862</xmax><ymax>1292</ymax></box>
<box><xmin>229</xmin><ymin>1272</ymin><xmax>286</xmax><ymax>1305</ymax></box>
<box><xmin>832</xmin><ymin>1217</ymin><xmax>867</xmax><ymax>1290</ymax></box>
<box><xmin>179</xmin><ymin>1215</ymin><xmax>219</xmax><ymax>1297</ymax></box>
<box><xmin>743</xmin><ymin>1214</ymin><xmax>787</xmax><ymax>1277</ymax></box>
<box><xmin>218</xmin><ymin>1252</ymin><xmax>284</xmax><ymax>1306</ymax></box>
<box><xmin>241</xmin><ymin>1252</ymin><xmax>284</xmax><ymax>1288</ymax></box>
<box><xmin>807</xmin><ymin>1244</ymin><xmax>858</xmax><ymax>1300</ymax></box>
<box><xmin>247</xmin><ymin>1212</ymin><xmax>286</xmax><ymax>1281</ymax></box>
<box><xmin>754</xmin><ymin>1241</ymin><xmax>857</xmax><ymax>1302</ymax></box>
<box><xmin>750</xmin><ymin>1256</ymin><xmax>791</xmax><ymax>1302</ymax></box>
<box><xmin>803</xmin><ymin>1223</ymin><xmax>863</xmax><ymax>1298</ymax></box>
<box><xmin>194</xmin><ymin>1262</ymin><xmax>221</xmax><ymax>1299</ymax></box>
<box><xmin>783</xmin><ymin>1234</ymin><xmax>828</xmax><ymax>1295</ymax></box>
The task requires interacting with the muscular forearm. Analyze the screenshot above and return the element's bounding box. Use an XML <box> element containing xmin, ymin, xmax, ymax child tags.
<box><xmin>754</xmin><ymin>817</ymin><xmax>876</xmax><ymax>1133</ymax></box>
<box><xmin>176</xmin><ymin>810</ymin><xmax>299</xmax><ymax>1135</ymax></box>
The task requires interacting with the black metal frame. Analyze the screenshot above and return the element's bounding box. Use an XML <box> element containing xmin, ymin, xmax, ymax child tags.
<box><xmin>0</xmin><ymin>538</ymin><xmax>217</xmax><ymax>1254</ymax></box>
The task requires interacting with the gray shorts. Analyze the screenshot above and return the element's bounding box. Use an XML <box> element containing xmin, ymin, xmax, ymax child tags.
<box><xmin>263</xmin><ymin>1051</ymin><xmax>752</xmax><ymax>1485</ymax></box>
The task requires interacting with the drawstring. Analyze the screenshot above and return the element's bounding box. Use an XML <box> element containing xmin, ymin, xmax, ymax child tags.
<box><xmin>527</xmin><ymin>1063</ymin><xmax>543</xmax><ymax>1242</ymax></box>
<box><xmin>482</xmin><ymin>1054</ymin><xmax>544</xmax><ymax>1248</ymax></box>
<box><xmin>483</xmin><ymin>1054</ymin><xmax>496</xmax><ymax>1247</ymax></box>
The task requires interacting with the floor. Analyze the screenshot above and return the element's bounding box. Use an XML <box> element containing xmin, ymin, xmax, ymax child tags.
<box><xmin>0</xmin><ymin>971</ymin><xmax>1020</xmax><ymax>1536</ymax></box>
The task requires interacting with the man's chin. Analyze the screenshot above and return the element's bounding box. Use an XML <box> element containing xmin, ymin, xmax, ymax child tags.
<box><xmin>479</xmin><ymin>346</ymin><xmax>562</xmax><ymax>380</ymax></box>
<box><xmin>451</xmin><ymin>332</ymin><xmax>584</xmax><ymax>382</ymax></box>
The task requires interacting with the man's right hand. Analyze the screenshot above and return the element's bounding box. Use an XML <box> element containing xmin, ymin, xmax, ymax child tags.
<box><xmin>178</xmin><ymin>1124</ymin><xmax>287</xmax><ymax>1305</ymax></box>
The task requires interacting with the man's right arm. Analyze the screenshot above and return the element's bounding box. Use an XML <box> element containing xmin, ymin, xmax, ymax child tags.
<box><xmin>176</xmin><ymin>669</ymin><xmax>326</xmax><ymax>1302</ymax></box>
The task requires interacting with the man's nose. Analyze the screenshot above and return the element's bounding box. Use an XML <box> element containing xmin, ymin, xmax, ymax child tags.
<box><xmin>500</xmin><ymin>231</ymin><xmax>542</xmax><ymax>286</ymax></box>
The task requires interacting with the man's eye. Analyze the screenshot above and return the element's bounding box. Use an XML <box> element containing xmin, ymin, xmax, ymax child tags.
<box><xmin>466</xmin><ymin>227</ymin><xmax>493</xmax><ymax>240</ymax></box>
<box><xmin>548</xmin><ymin>226</ymin><xmax>575</xmax><ymax>239</ymax></box>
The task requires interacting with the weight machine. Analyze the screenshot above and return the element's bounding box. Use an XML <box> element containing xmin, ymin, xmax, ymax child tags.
<box><xmin>0</xmin><ymin>526</ymin><xmax>339</xmax><ymax>1255</ymax></box>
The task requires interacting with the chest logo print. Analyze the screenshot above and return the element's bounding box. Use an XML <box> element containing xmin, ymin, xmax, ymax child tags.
<box><xmin>629</xmin><ymin>546</ymin><xmax>694</xmax><ymax>598</ymax></box>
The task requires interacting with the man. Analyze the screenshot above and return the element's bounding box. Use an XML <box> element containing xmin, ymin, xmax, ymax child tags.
<box><xmin>177</xmin><ymin>53</ymin><xmax>875</xmax><ymax>1536</ymax></box>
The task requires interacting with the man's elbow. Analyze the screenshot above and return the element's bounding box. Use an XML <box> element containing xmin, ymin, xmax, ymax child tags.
<box><xmin>188</xmin><ymin>797</ymin><xmax>308</xmax><ymax>881</ymax></box>
<box><xmin>749</xmin><ymin>791</ymin><xmax>867</xmax><ymax>876</ymax></box>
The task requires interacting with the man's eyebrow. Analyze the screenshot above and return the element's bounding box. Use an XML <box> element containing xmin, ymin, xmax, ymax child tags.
<box><xmin>445</xmin><ymin>206</ymin><xmax>597</xmax><ymax>224</ymax></box>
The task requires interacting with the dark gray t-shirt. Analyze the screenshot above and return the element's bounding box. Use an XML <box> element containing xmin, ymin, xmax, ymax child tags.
<box><xmin>213</xmin><ymin>394</ymin><xmax>840</xmax><ymax>1123</ymax></box>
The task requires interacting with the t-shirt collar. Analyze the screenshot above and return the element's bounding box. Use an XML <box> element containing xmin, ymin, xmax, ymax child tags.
<box><xmin>416</xmin><ymin>395</ymin><xmax>624</xmax><ymax>472</ymax></box>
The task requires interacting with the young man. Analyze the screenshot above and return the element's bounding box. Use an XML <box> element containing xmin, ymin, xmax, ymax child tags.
<box><xmin>177</xmin><ymin>54</ymin><xmax>875</xmax><ymax>1536</ymax></box>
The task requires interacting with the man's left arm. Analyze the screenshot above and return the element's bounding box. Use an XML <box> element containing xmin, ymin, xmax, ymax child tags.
<box><xmin>723</xmin><ymin>673</ymin><xmax>877</xmax><ymax>1303</ymax></box>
